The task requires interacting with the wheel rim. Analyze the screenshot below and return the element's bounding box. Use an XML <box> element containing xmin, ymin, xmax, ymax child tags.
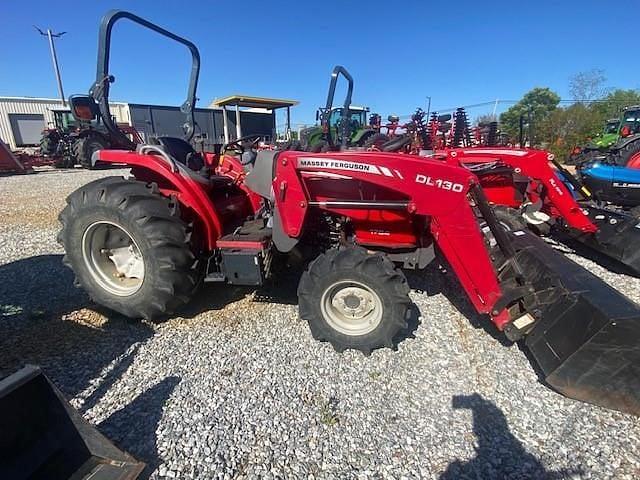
<box><xmin>320</xmin><ymin>280</ymin><xmax>383</xmax><ymax>336</ymax></box>
<box><xmin>82</xmin><ymin>221</ymin><xmax>145</xmax><ymax>296</ymax></box>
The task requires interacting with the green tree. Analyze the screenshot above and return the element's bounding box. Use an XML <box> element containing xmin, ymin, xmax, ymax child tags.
<box><xmin>500</xmin><ymin>87</ymin><xmax>560</xmax><ymax>145</ymax></box>
<box><xmin>543</xmin><ymin>103</ymin><xmax>602</xmax><ymax>160</ymax></box>
<box><xmin>591</xmin><ymin>89</ymin><xmax>640</xmax><ymax>119</ymax></box>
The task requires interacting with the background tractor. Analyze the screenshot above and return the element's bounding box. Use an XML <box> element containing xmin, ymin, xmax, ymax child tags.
<box><xmin>299</xmin><ymin>67</ymin><xmax>378</xmax><ymax>152</ymax></box>
<box><xmin>39</xmin><ymin>109</ymin><xmax>77</xmax><ymax>156</ymax></box>
<box><xmin>569</xmin><ymin>105</ymin><xmax>640</xmax><ymax>167</ymax></box>
<box><xmin>40</xmin><ymin>103</ymin><xmax>142</xmax><ymax>168</ymax></box>
<box><xmin>568</xmin><ymin>117</ymin><xmax>620</xmax><ymax>164</ymax></box>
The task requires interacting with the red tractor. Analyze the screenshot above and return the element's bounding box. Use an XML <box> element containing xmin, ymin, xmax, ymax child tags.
<box><xmin>59</xmin><ymin>11</ymin><xmax>640</xmax><ymax>416</ymax></box>
<box><xmin>432</xmin><ymin>147</ymin><xmax>640</xmax><ymax>277</ymax></box>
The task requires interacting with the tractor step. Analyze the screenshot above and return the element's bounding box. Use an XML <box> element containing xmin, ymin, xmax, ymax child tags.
<box><xmin>502</xmin><ymin>231</ymin><xmax>640</xmax><ymax>415</ymax></box>
<box><xmin>567</xmin><ymin>203</ymin><xmax>640</xmax><ymax>276</ymax></box>
<box><xmin>206</xmin><ymin>219</ymin><xmax>272</xmax><ymax>285</ymax></box>
<box><xmin>217</xmin><ymin>218</ymin><xmax>272</xmax><ymax>250</ymax></box>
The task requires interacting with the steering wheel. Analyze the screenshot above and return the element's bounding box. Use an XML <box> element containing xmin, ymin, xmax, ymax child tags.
<box><xmin>223</xmin><ymin>134</ymin><xmax>262</xmax><ymax>154</ymax></box>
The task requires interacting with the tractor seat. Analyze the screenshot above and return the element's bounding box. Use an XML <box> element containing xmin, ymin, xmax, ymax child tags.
<box><xmin>145</xmin><ymin>137</ymin><xmax>232</xmax><ymax>189</ymax></box>
<box><xmin>153</xmin><ymin>136</ymin><xmax>205</xmax><ymax>171</ymax></box>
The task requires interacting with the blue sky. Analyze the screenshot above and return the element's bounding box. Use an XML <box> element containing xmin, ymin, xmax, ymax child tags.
<box><xmin>1</xmin><ymin>0</ymin><xmax>637</xmax><ymax>127</ymax></box>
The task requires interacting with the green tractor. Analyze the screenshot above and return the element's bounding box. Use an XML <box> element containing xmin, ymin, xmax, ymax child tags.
<box><xmin>569</xmin><ymin>106</ymin><xmax>640</xmax><ymax>166</ymax></box>
<box><xmin>591</xmin><ymin>118</ymin><xmax>620</xmax><ymax>149</ymax></box>
<box><xmin>299</xmin><ymin>66</ymin><xmax>378</xmax><ymax>152</ymax></box>
<box><xmin>611</xmin><ymin>105</ymin><xmax>640</xmax><ymax>166</ymax></box>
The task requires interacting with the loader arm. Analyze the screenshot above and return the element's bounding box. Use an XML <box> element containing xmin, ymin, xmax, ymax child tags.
<box><xmin>447</xmin><ymin>148</ymin><xmax>598</xmax><ymax>233</ymax></box>
<box><xmin>273</xmin><ymin>150</ymin><xmax>511</xmax><ymax>326</ymax></box>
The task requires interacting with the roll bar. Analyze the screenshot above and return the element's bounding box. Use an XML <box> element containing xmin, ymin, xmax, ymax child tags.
<box><xmin>321</xmin><ymin>65</ymin><xmax>354</xmax><ymax>150</ymax></box>
<box><xmin>89</xmin><ymin>10</ymin><xmax>201</xmax><ymax>148</ymax></box>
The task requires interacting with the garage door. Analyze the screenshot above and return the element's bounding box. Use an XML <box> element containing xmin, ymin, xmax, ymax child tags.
<box><xmin>9</xmin><ymin>113</ymin><xmax>45</xmax><ymax>146</ymax></box>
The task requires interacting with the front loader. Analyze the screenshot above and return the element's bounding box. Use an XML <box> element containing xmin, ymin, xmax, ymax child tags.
<box><xmin>58</xmin><ymin>10</ymin><xmax>640</xmax><ymax>416</ymax></box>
<box><xmin>446</xmin><ymin>147</ymin><xmax>640</xmax><ymax>276</ymax></box>
<box><xmin>0</xmin><ymin>365</ymin><xmax>143</xmax><ymax>479</ymax></box>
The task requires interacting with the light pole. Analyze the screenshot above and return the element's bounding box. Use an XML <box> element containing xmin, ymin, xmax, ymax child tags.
<box><xmin>35</xmin><ymin>27</ymin><xmax>67</xmax><ymax>106</ymax></box>
<box><xmin>426</xmin><ymin>96</ymin><xmax>432</xmax><ymax>118</ymax></box>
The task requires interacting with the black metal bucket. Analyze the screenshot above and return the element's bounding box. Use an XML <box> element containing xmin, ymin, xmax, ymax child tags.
<box><xmin>567</xmin><ymin>203</ymin><xmax>640</xmax><ymax>276</ymax></box>
<box><xmin>0</xmin><ymin>365</ymin><xmax>144</xmax><ymax>480</ymax></box>
<box><xmin>504</xmin><ymin>232</ymin><xmax>640</xmax><ymax>415</ymax></box>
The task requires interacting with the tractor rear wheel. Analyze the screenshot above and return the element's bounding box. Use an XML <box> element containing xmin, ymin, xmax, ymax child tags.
<box><xmin>58</xmin><ymin>177</ymin><xmax>200</xmax><ymax>320</ymax></box>
<box><xmin>74</xmin><ymin>134</ymin><xmax>110</xmax><ymax>169</ymax></box>
<box><xmin>298</xmin><ymin>247</ymin><xmax>411</xmax><ymax>354</ymax></box>
<box><xmin>619</xmin><ymin>140</ymin><xmax>640</xmax><ymax>168</ymax></box>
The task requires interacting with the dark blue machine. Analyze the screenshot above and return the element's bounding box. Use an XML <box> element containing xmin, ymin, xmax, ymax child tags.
<box><xmin>577</xmin><ymin>161</ymin><xmax>640</xmax><ymax>207</ymax></box>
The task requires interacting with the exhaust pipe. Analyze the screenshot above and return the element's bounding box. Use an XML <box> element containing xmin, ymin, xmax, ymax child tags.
<box><xmin>501</xmin><ymin>232</ymin><xmax>640</xmax><ymax>415</ymax></box>
<box><xmin>0</xmin><ymin>365</ymin><xmax>144</xmax><ymax>480</ymax></box>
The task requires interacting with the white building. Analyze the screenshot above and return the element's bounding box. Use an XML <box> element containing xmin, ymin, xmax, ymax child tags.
<box><xmin>0</xmin><ymin>95</ymin><xmax>289</xmax><ymax>150</ymax></box>
<box><xmin>0</xmin><ymin>97</ymin><xmax>130</xmax><ymax>149</ymax></box>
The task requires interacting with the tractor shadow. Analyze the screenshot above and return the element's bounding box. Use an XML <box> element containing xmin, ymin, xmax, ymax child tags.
<box><xmin>0</xmin><ymin>254</ymin><xmax>154</xmax><ymax>401</ymax></box>
<box><xmin>182</xmin><ymin>256</ymin><xmax>423</xmax><ymax>345</ymax></box>
<box><xmin>180</xmin><ymin>255</ymin><xmax>302</xmax><ymax>319</ymax></box>
<box><xmin>98</xmin><ymin>375</ymin><xmax>181</xmax><ymax>479</ymax></box>
<box><xmin>439</xmin><ymin>393</ymin><xmax>581</xmax><ymax>479</ymax></box>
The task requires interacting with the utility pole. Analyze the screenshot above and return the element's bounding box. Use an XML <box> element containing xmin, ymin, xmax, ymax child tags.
<box><xmin>426</xmin><ymin>96</ymin><xmax>432</xmax><ymax>118</ymax></box>
<box><xmin>35</xmin><ymin>27</ymin><xmax>67</xmax><ymax>106</ymax></box>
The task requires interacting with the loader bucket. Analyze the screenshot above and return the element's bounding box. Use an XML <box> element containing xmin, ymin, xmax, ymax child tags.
<box><xmin>503</xmin><ymin>232</ymin><xmax>640</xmax><ymax>415</ymax></box>
<box><xmin>567</xmin><ymin>203</ymin><xmax>640</xmax><ymax>276</ymax></box>
<box><xmin>0</xmin><ymin>365</ymin><xmax>144</xmax><ymax>480</ymax></box>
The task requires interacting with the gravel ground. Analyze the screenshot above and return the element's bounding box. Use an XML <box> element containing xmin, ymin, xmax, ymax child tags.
<box><xmin>1</xmin><ymin>168</ymin><xmax>639</xmax><ymax>479</ymax></box>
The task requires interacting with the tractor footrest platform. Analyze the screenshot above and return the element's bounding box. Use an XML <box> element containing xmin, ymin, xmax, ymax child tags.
<box><xmin>208</xmin><ymin>219</ymin><xmax>272</xmax><ymax>285</ymax></box>
<box><xmin>217</xmin><ymin>219</ymin><xmax>272</xmax><ymax>250</ymax></box>
<box><xmin>504</xmin><ymin>231</ymin><xmax>640</xmax><ymax>415</ymax></box>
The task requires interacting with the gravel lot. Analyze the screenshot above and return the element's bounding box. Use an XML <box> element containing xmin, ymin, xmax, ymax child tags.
<box><xmin>1</xmin><ymin>168</ymin><xmax>639</xmax><ymax>479</ymax></box>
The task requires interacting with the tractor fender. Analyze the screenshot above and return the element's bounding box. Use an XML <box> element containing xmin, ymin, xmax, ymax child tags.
<box><xmin>351</xmin><ymin>128</ymin><xmax>375</xmax><ymax>144</ymax></box>
<box><xmin>93</xmin><ymin>148</ymin><xmax>224</xmax><ymax>249</ymax></box>
<box><xmin>272</xmin><ymin>208</ymin><xmax>298</xmax><ymax>252</ymax></box>
<box><xmin>305</xmin><ymin>129</ymin><xmax>323</xmax><ymax>149</ymax></box>
<box><xmin>613</xmin><ymin>134</ymin><xmax>640</xmax><ymax>150</ymax></box>
<box><xmin>77</xmin><ymin>129</ymin><xmax>108</xmax><ymax>143</ymax></box>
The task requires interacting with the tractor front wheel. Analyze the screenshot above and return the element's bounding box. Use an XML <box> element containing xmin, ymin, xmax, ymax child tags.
<box><xmin>40</xmin><ymin>131</ymin><xmax>60</xmax><ymax>156</ymax></box>
<box><xmin>298</xmin><ymin>247</ymin><xmax>411</xmax><ymax>354</ymax></box>
<box><xmin>58</xmin><ymin>177</ymin><xmax>200</xmax><ymax>320</ymax></box>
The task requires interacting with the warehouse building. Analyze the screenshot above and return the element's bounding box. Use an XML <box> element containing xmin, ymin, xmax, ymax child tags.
<box><xmin>0</xmin><ymin>96</ymin><xmax>296</xmax><ymax>150</ymax></box>
<box><xmin>0</xmin><ymin>97</ymin><xmax>130</xmax><ymax>149</ymax></box>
